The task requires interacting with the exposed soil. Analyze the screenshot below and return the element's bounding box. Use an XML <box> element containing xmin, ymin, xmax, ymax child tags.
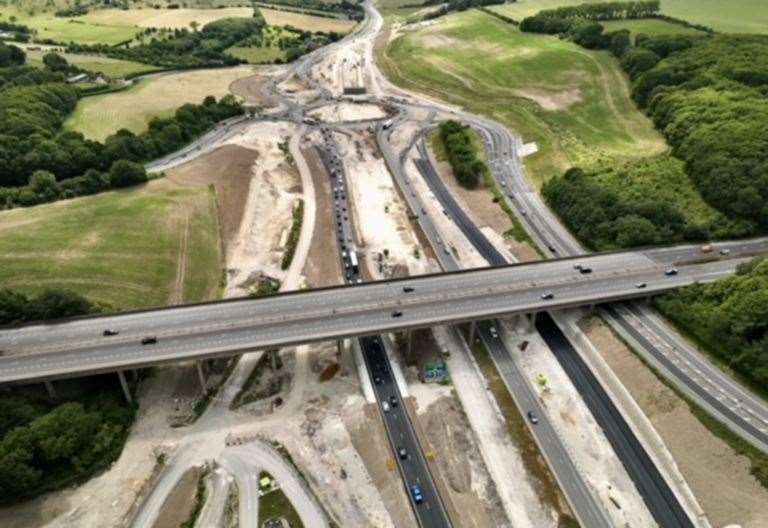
<box><xmin>151</xmin><ymin>466</ymin><xmax>201</xmax><ymax>528</ymax></box>
<box><xmin>166</xmin><ymin>144</ymin><xmax>258</xmax><ymax>252</ymax></box>
<box><xmin>301</xmin><ymin>147</ymin><xmax>343</xmax><ymax>288</ymax></box>
<box><xmin>581</xmin><ymin>316</ymin><xmax>768</xmax><ymax>528</ymax></box>
<box><xmin>346</xmin><ymin>404</ymin><xmax>417</xmax><ymax>528</ymax></box>
<box><xmin>512</xmin><ymin>88</ymin><xmax>583</xmax><ymax>111</ymax></box>
<box><xmin>229</xmin><ymin>73</ymin><xmax>269</xmax><ymax>106</ymax></box>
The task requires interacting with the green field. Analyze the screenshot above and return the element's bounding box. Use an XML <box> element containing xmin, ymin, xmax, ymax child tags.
<box><xmin>589</xmin><ymin>154</ymin><xmax>721</xmax><ymax>225</ymax></box>
<box><xmin>600</xmin><ymin>18</ymin><xmax>705</xmax><ymax>37</ymax></box>
<box><xmin>22</xmin><ymin>47</ymin><xmax>156</xmax><ymax>77</ymax></box>
<box><xmin>0</xmin><ymin>180</ymin><xmax>222</xmax><ymax>310</ymax></box>
<box><xmin>226</xmin><ymin>26</ymin><xmax>294</xmax><ymax>63</ymax></box>
<box><xmin>379</xmin><ymin>10</ymin><xmax>665</xmax><ymax>186</ymax></box>
<box><xmin>490</xmin><ymin>0</ymin><xmax>768</xmax><ymax>34</ymax></box>
<box><xmin>0</xmin><ymin>8</ymin><xmax>140</xmax><ymax>45</ymax></box>
<box><xmin>64</xmin><ymin>66</ymin><xmax>253</xmax><ymax>141</ymax></box>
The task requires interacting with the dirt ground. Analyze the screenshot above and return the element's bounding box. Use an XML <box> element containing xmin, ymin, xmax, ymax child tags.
<box><xmin>166</xmin><ymin>144</ymin><xmax>258</xmax><ymax>252</ymax></box>
<box><xmin>346</xmin><ymin>404</ymin><xmax>418</xmax><ymax>528</ymax></box>
<box><xmin>581</xmin><ymin>316</ymin><xmax>768</xmax><ymax>528</ymax></box>
<box><xmin>152</xmin><ymin>466</ymin><xmax>201</xmax><ymax>528</ymax></box>
<box><xmin>412</xmin><ymin>395</ymin><xmax>510</xmax><ymax>528</ymax></box>
<box><xmin>229</xmin><ymin>73</ymin><xmax>270</xmax><ymax>106</ymax></box>
<box><xmin>301</xmin><ymin>147</ymin><xmax>343</xmax><ymax>288</ymax></box>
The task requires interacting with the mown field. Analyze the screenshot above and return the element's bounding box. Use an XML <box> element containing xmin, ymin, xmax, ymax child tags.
<box><xmin>0</xmin><ymin>179</ymin><xmax>222</xmax><ymax>310</ymax></box>
<box><xmin>64</xmin><ymin>66</ymin><xmax>253</xmax><ymax>141</ymax></box>
<box><xmin>82</xmin><ymin>6</ymin><xmax>356</xmax><ymax>33</ymax></box>
<box><xmin>600</xmin><ymin>18</ymin><xmax>704</xmax><ymax>37</ymax></box>
<box><xmin>21</xmin><ymin>46</ymin><xmax>156</xmax><ymax>77</ymax></box>
<box><xmin>379</xmin><ymin>10</ymin><xmax>665</xmax><ymax>186</ymax></box>
<box><xmin>0</xmin><ymin>8</ymin><xmax>140</xmax><ymax>45</ymax></box>
<box><xmin>490</xmin><ymin>0</ymin><xmax>768</xmax><ymax>34</ymax></box>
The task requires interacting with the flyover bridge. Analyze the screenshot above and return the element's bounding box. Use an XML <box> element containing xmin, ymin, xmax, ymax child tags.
<box><xmin>0</xmin><ymin>249</ymin><xmax>744</xmax><ymax>384</ymax></box>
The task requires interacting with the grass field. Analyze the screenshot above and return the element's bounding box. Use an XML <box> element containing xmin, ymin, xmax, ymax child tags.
<box><xmin>490</xmin><ymin>0</ymin><xmax>768</xmax><ymax>33</ymax></box>
<box><xmin>0</xmin><ymin>180</ymin><xmax>222</xmax><ymax>310</ymax></box>
<box><xmin>379</xmin><ymin>10</ymin><xmax>665</xmax><ymax>186</ymax></box>
<box><xmin>226</xmin><ymin>26</ymin><xmax>294</xmax><ymax>63</ymax></box>
<box><xmin>82</xmin><ymin>6</ymin><xmax>356</xmax><ymax>33</ymax></box>
<box><xmin>21</xmin><ymin>47</ymin><xmax>156</xmax><ymax>77</ymax></box>
<box><xmin>0</xmin><ymin>8</ymin><xmax>140</xmax><ymax>45</ymax></box>
<box><xmin>64</xmin><ymin>66</ymin><xmax>253</xmax><ymax>141</ymax></box>
<box><xmin>82</xmin><ymin>7</ymin><xmax>254</xmax><ymax>30</ymax></box>
<box><xmin>600</xmin><ymin>18</ymin><xmax>705</xmax><ymax>37</ymax></box>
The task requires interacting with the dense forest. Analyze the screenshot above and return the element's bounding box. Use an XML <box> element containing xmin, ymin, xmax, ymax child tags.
<box><xmin>437</xmin><ymin>120</ymin><xmax>488</xmax><ymax>189</ymax></box>
<box><xmin>655</xmin><ymin>257</ymin><xmax>768</xmax><ymax>394</ymax></box>
<box><xmin>0</xmin><ymin>42</ymin><xmax>244</xmax><ymax>208</ymax></box>
<box><xmin>523</xmin><ymin>2</ymin><xmax>768</xmax><ymax>245</ymax></box>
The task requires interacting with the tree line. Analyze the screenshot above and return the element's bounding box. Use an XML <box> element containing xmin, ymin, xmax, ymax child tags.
<box><xmin>655</xmin><ymin>257</ymin><xmax>768</xmax><ymax>399</ymax></box>
<box><xmin>521</xmin><ymin>2</ymin><xmax>768</xmax><ymax>242</ymax></box>
<box><xmin>0</xmin><ymin>44</ymin><xmax>244</xmax><ymax>208</ymax></box>
<box><xmin>438</xmin><ymin>120</ymin><xmax>489</xmax><ymax>189</ymax></box>
<box><xmin>0</xmin><ymin>288</ymin><xmax>94</xmax><ymax>326</ymax></box>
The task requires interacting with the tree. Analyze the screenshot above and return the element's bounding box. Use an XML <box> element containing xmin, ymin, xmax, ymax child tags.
<box><xmin>42</xmin><ymin>52</ymin><xmax>70</xmax><ymax>73</ymax></box>
<box><xmin>29</xmin><ymin>170</ymin><xmax>60</xmax><ymax>202</ymax></box>
<box><xmin>614</xmin><ymin>214</ymin><xmax>659</xmax><ymax>247</ymax></box>
<box><xmin>108</xmin><ymin>159</ymin><xmax>148</xmax><ymax>188</ymax></box>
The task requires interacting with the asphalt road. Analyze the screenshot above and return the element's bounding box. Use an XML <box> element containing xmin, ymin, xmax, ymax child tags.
<box><xmin>320</xmin><ymin>129</ymin><xmax>451</xmax><ymax>527</ymax></box>
<box><xmin>0</xmin><ymin>254</ymin><xmax>740</xmax><ymax>383</ymax></box>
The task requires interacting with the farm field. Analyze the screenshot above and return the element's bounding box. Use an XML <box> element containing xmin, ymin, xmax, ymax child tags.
<box><xmin>0</xmin><ymin>179</ymin><xmax>222</xmax><ymax>310</ymax></box>
<box><xmin>490</xmin><ymin>0</ymin><xmax>768</xmax><ymax>33</ymax></box>
<box><xmin>0</xmin><ymin>8</ymin><xmax>141</xmax><ymax>44</ymax></box>
<box><xmin>82</xmin><ymin>6</ymin><xmax>356</xmax><ymax>33</ymax></box>
<box><xmin>226</xmin><ymin>25</ymin><xmax>294</xmax><ymax>63</ymax></box>
<box><xmin>82</xmin><ymin>7</ymin><xmax>254</xmax><ymax>30</ymax></box>
<box><xmin>22</xmin><ymin>47</ymin><xmax>156</xmax><ymax>77</ymax></box>
<box><xmin>600</xmin><ymin>18</ymin><xmax>705</xmax><ymax>37</ymax></box>
<box><xmin>64</xmin><ymin>66</ymin><xmax>254</xmax><ymax>141</ymax></box>
<box><xmin>379</xmin><ymin>10</ymin><xmax>665</xmax><ymax>186</ymax></box>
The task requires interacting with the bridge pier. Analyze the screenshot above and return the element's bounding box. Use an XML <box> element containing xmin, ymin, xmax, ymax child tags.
<box><xmin>117</xmin><ymin>370</ymin><xmax>132</xmax><ymax>405</ymax></box>
<box><xmin>527</xmin><ymin>312</ymin><xmax>538</xmax><ymax>333</ymax></box>
<box><xmin>44</xmin><ymin>380</ymin><xmax>57</xmax><ymax>400</ymax></box>
<box><xmin>195</xmin><ymin>361</ymin><xmax>207</xmax><ymax>394</ymax></box>
<box><xmin>468</xmin><ymin>321</ymin><xmax>477</xmax><ymax>344</ymax></box>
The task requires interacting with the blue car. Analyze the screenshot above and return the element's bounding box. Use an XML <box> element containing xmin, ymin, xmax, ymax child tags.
<box><xmin>410</xmin><ymin>484</ymin><xmax>424</xmax><ymax>504</ymax></box>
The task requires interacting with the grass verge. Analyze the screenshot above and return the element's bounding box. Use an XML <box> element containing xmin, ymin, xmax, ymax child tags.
<box><xmin>181</xmin><ymin>469</ymin><xmax>209</xmax><ymax>528</ymax></box>
<box><xmin>281</xmin><ymin>199</ymin><xmax>304</xmax><ymax>270</ymax></box>
<box><xmin>259</xmin><ymin>471</ymin><xmax>304</xmax><ymax>527</ymax></box>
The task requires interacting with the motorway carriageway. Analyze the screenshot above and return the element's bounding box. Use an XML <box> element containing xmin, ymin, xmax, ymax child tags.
<box><xmin>319</xmin><ymin>128</ymin><xmax>452</xmax><ymax>527</ymax></box>
<box><xmin>412</xmin><ymin>142</ymin><xmax>695</xmax><ymax>527</ymax></box>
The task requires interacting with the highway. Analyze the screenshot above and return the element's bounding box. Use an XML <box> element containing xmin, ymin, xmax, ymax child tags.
<box><xmin>401</xmin><ymin>124</ymin><xmax>696</xmax><ymax>526</ymax></box>
<box><xmin>319</xmin><ymin>126</ymin><xmax>451</xmax><ymax>527</ymax></box>
<box><xmin>0</xmin><ymin>252</ymin><xmax>742</xmax><ymax>384</ymax></box>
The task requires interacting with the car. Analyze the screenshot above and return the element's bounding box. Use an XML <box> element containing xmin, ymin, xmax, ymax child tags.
<box><xmin>103</xmin><ymin>329</ymin><xmax>119</xmax><ymax>336</ymax></box>
<box><xmin>141</xmin><ymin>337</ymin><xmax>157</xmax><ymax>345</ymax></box>
<box><xmin>374</xmin><ymin>375</ymin><xmax>382</xmax><ymax>385</ymax></box>
<box><xmin>665</xmin><ymin>268</ymin><xmax>679</xmax><ymax>276</ymax></box>
<box><xmin>389</xmin><ymin>395</ymin><xmax>398</xmax><ymax>407</ymax></box>
<box><xmin>489</xmin><ymin>326</ymin><xmax>498</xmax><ymax>338</ymax></box>
<box><xmin>382</xmin><ymin>401</ymin><xmax>391</xmax><ymax>412</ymax></box>
<box><xmin>403</xmin><ymin>286</ymin><xmax>414</xmax><ymax>293</ymax></box>
<box><xmin>635</xmin><ymin>282</ymin><xmax>647</xmax><ymax>289</ymax></box>
<box><xmin>391</xmin><ymin>310</ymin><xmax>403</xmax><ymax>318</ymax></box>
<box><xmin>397</xmin><ymin>446</ymin><xmax>407</xmax><ymax>459</ymax></box>
<box><xmin>541</xmin><ymin>292</ymin><xmax>554</xmax><ymax>300</ymax></box>
<box><xmin>527</xmin><ymin>411</ymin><xmax>539</xmax><ymax>424</ymax></box>
<box><xmin>578</xmin><ymin>266</ymin><xmax>592</xmax><ymax>274</ymax></box>
<box><xmin>500</xmin><ymin>180</ymin><xmax>506</xmax><ymax>187</ymax></box>
<box><xmin>719</xmin><ymin>248</ymin><xmax>731</xmax><ymax>255</ymax></box>
<box><xmin>410</xmin><ymin>484</ymin><xmax>424</xmax><ymax>504</ymax></box>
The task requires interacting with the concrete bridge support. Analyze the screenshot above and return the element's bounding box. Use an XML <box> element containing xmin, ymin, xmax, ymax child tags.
<box><xmin>117</xmin><ymin>370</ymin><xmax>132</xmax><ymax>405</ymax></box>
<box><xmin>468</xmin><ymin>321</ymin><xmax>477</xmax><ymax>344</ymax></box>
<box><xmin>527</xmin><ymin>312</ymin><xmax>538</xmax><ymax>333</ymax></box>
<box><xmin>44</xmin><ymin>380</ymin><xmax>57</xmax><ymax>400</ymax></box>
<box><xmin>196</xmin><ymin>361</ymin><xmax>207</xmax><ymax>394</ymax></box>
